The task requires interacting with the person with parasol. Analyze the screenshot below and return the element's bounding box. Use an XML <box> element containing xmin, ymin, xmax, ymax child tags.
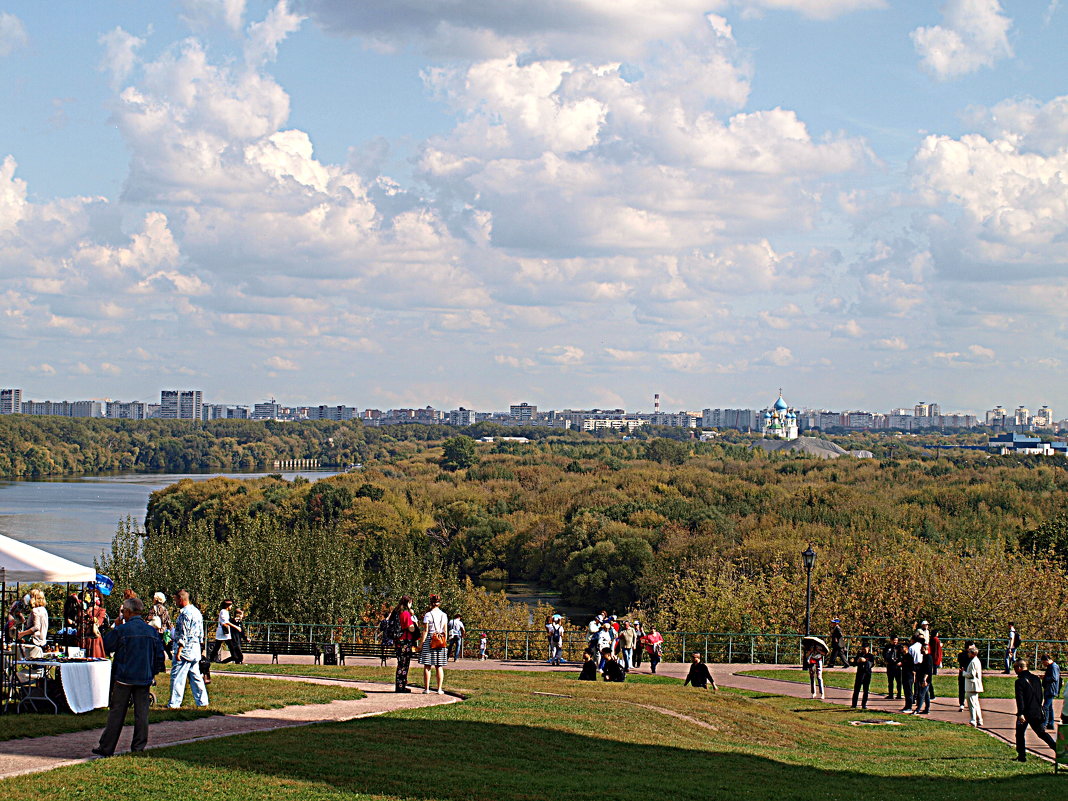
<box><xmin>803</xmin><ymin>635</ymin><xmax>828</xmax><ymax>699</ymax></box>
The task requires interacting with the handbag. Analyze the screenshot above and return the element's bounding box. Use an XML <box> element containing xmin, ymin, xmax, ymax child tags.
<box><xmin>430</xmin><ymin>631</ymin><xmax>448</xmax><ymax>649</ymax></box>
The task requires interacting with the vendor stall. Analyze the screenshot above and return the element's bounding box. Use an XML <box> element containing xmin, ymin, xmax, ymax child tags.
<box><xmin>1</xmin><ymin>534</ymin><xmax>100</xmax><ymax>714</ymax></box>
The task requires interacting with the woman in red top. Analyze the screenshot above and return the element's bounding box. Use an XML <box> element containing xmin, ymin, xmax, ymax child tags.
<box><xmin>78</xmin><ymin>590</ymin><xmax>107</xmax><ymax>658</ymax></box>
<box><xmin>393</xmin><ymin>596</ymin><xmax>417</xmax><ymax>693</ymax></box>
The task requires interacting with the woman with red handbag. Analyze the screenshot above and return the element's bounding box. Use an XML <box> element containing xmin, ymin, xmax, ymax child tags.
<box><xmin>418</xmin><ymin>594</ymin><xmax>449</xmax><ymax>695</ymax></box>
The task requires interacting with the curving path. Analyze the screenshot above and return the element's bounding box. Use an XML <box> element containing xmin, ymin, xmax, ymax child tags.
<box><xmin>710</xmin><ymin>664</ymin><xmax>1059</xmax><ymax>763</ymax></box>
<box><xmin>0</xmin><ymin>673</ymin><xmax>458</xmax><ymax>781</ymax></box>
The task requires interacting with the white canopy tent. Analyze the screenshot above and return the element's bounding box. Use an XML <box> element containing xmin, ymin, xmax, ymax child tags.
<box><xmin>0</xmin><ymin>533</ymin><xmax>96</xmax><ymax>583</ymax></box>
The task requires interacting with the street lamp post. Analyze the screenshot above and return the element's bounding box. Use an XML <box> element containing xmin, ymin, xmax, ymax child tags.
<box><xmin>801</xmin><ymin>545</ymin><xmax>816</xmax><ymax>636</ymax></box>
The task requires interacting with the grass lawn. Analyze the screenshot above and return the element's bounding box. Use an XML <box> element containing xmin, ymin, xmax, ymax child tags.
<box><xmin>0</xmin><ymin>664</ymin><xmax>1061</xmax><ymax>801</ymax></box>
<box><xmin>0</xmin><ymin>672</ymin><xmax>364</xmax><ymax>741</ymax></box>
<box><xmin>739</xmin><ymin>667</ymin><xmax>1020</xmax><ymax>698</ymax></box>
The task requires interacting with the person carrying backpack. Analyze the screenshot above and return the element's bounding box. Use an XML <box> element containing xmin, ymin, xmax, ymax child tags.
<box><xmin>547</xmin><ymin>615</ymin><xmax>564</xmax><ymax>665</ymax></box>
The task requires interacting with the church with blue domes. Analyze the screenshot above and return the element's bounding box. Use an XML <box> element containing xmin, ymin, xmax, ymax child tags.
<box><xmin>762</xmin><ymin>390</ymin><xmax>798</xmax><ymax>440</ymax></box>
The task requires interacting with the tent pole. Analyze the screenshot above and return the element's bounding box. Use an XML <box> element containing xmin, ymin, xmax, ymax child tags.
<box><xmin>1</xmin><ymin>577</ymin><xmax>7</xmax><ymax>714</ymax></box>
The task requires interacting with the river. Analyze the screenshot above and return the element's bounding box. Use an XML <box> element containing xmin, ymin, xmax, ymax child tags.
<box><xmin>0</xmin><ymin>470</ymin><xmax>337</xmax><ymax>565</ymax></box>
<box><xmin>0</xmin><ymin>471</ymin><xmax>594</xmax><ymax>619</ymax></box>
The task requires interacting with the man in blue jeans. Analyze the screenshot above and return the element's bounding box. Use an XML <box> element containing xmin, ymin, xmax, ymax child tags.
<box><xmin>169</xmin><ymin>590</ymin><xmax>209</xmax><ymax>709</ymax></box>
<box><xmin>92</xmin><ymin>597</ymin><xmax>165</xmax><ymax>757</ymax></box>
<box><xmin>1040</xmin><ymin>653</ymin><xmax>1060</xmax><ymax>730</ymax></box>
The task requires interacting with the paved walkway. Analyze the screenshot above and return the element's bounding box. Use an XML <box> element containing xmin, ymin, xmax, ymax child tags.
<box><xmin>0</xmin><ymin>673</ymin><xmax>458</xmax><ymax>781</ymax></box>
<box><xmin>709</xmin><ymin>665</ymin><xmax>1059</xmax><ymax>763</ymax></box>
<box><xmin>240</xmin><ymin>653</ymin><xmax>1060</xmax><ymax>763</ymax></box>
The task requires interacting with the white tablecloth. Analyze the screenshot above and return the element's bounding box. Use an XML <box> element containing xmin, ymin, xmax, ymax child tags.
<box><xmin>59</xmin><ymin>660</ymin><xmax>111</xmax><ymax>714</ymax></box>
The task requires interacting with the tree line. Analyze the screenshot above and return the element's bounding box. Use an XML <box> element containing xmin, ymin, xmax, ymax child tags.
<box><xmin>95</xmin><ymin>433</ymin><xmax>1068</xmax><ymax>639</ymax></box>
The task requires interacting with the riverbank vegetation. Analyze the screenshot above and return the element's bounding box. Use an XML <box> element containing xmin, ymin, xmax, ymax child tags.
<box><xmin>0</xmin><ymin>415</ymin><xmax>579</xmax><ymax>477</ymax></box>
<box><xmin>97</xmin><ymin>434</ymin><xmax>1068</xmax><ymax>638</ymax></box>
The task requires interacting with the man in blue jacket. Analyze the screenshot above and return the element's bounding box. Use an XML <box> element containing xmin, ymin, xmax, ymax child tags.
<box><xmin>92</xmin><ymin>596</ymin><xmax>165</xmax><ymax>757</ymax></box>
<box><xmin>1040</xmin><ymin>653</ymin><xmax>1061</xmax><ymax>730</ymax></box>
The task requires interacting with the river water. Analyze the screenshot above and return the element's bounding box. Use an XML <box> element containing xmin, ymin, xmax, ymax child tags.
<box><xmin>0</xmin><ymin>471</ymin><xmax>336</xmax><ymax>566</ymax></box>
<box><xmin>0</xmin><ymin>471</ymin><xmax>593</xmax><ymax>618</ymax></box>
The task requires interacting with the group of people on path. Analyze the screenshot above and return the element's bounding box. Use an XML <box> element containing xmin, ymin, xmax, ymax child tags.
<box><xmin>806</xmin><ymin>616</ymin><xmax>1065</xmax><ymax>764</ymax></box>
<box><xmin>577</xmin><ymin>612</ymin><xmax>665</xmax><ymax>682</ymax></box>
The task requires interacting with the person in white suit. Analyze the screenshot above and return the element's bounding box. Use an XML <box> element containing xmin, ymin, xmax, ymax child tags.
<box><xmin>963</xmin><ymin>644</ymin><xmax>984</xmax><ymax>727</ymax></box>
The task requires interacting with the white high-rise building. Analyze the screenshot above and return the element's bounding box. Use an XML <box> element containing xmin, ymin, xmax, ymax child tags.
<box><xmin>985</xmin><ymin>406</ymin><xmax>1007</xmax><ymax>427</ymax></box>
<box><xmin>252</xmin><ymin>399</ymin><xmax>282</xmax><ymax>420</ymax></box>
<box><xmin>1033</xmin><ymin>406</ymin><xmax>1054</xmax><ymax>429</ymax></box>
<box><xmin>509</xmin><ymin>402</ymin><xmax>537</xmax><ymax>422</ymax></box>
<box><xmin>107</xmin><ymin>401</ymin><xmax>148</xmax><ymax>420</ymax></box>
<box><xmin>0</xmin><ymin>388</ymin><xmax>22</xmax><ymax>414</ymax></box>
<box><xmin>160</xmin><ymin>390</ymin><xmax>203</xmax><ymax>420</ymax></box>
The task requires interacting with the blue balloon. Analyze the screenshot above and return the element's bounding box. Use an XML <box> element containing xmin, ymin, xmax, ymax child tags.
<box><xmin>94</xmin><ymin>574</ymin><xmax>114</xmax><ymax>596</ymax></box>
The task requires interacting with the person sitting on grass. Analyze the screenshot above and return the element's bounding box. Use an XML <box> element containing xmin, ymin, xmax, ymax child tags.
<box><xmin>683</xmin><ymin>653</ymin><xmax>718</xmax><ymax>690</ymax></box>
<box><xmin>578</xmin><ymin>651</ymin><xmax>598</xmax><ymax>681</ymax></box>
<box><xmin>601</xmin><ymin>648</ymin><xmax>626</xmax><ymax>682</ymax></box>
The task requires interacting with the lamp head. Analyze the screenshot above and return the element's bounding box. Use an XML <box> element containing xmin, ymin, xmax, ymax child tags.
<box><xmin>801</xmin><ymin>545</ymin><xmax>817</xmax><ymax>569</ymax></box>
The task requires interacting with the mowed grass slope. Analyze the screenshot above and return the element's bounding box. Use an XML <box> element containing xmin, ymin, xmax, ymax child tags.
<box><xmin>740</xmin><ymin>667</ymin><xmax>1020</xmax><ymax>698</ymax></box>
<box><xmin>0</xmin><ymin>672</ymin><xmax>364</xmax><ymax>741</ymax></box>
<box><xmin>0</xmin><ymin>666</ymin><xmax>1060</xmax><ymax>801</ymax></box>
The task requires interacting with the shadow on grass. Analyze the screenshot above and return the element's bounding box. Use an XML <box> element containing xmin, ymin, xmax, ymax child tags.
<box><xmin>53</xmin><ymin>716</ymin><xmax>1059</xmax><ymax>801</ymax></box>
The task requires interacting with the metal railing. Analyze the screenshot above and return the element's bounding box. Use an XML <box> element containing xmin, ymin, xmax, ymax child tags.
<box><xmin>234</xmin><ymin>624</ymin><xmax>1068</xmax><ymax>668</ymax></box>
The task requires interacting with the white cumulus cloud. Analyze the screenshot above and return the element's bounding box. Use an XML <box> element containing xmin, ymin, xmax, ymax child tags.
<box><xmin>910</xmin><ymin>0</ymin><xmax>1013</xmax><ymax>80</ymax></box>
<box><xmin>0</xmin><ymin>12</ymin><xmax>28</xmax><ymax>57</ymax></box>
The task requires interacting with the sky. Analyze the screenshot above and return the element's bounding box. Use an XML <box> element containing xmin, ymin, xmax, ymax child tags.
<box><xmin>2</xmin><ymin>1</ymin><xmax>1067</xmax><ymax>415</ymax></box>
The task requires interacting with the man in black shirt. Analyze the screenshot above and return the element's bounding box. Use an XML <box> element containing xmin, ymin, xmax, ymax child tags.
<box><xmin>883</xmin><ymin>636</ymin><xmax>904</xmax><ymax>700</ymax></box>
<box><xmin>1013</xmin><ymin>659</ymin><xmax>1057</xmax><ymax>762</ymax></box>
<box><xmin>827</xmin><ymin>618</ymin><xmax>847</xmax><ymax>668</ymax></box>
<box><xmin>601</xmin><ymin>648</ymin><xmax>625</xmax><ymax>682</ymax></box>
<box><xmin>684</xmin><ymin>653</ymin><xmax>718</xmax><ymax>690</ymax></box>
<box><xmin>850</xmin><ymin>642</ymin><xmax>876</xmax><ymax>709</ymax></box>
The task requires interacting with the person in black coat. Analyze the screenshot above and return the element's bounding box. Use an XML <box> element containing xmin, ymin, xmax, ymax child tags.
<box><xmin>1013</xmin><ymin>659</ymin><xmax>1057</xmax><ymax>761</ymax></box>
<box><xmin>899</xmin><ymin>639</ymin><xmax>915</xmax><ymax>711</ymax></box>
<box><xmin>683</xmin><ymin>653</ymin><xmax>718</xmax><ymax>690</ymax></box>
<box><xmin>578</xmin><ymin>651</ymin><xmax>598</xmax><ymax>681</ymax></box>
<box><xmin>911</xmin><ymin>643</ymin><xmax>933</xmax><ymax>714</ymax></box>
<box><xmin>601</xmin><ymin>649</ymin><xmax>625</xmax><ymax>682</ymax></box>
<box><xmin>850</xmin><ymin>642</ymin><xmax>877</xmax><ymax>709</ymax></box>
<box><xmin>883</xmin><ymin>636</ymin><xmax>904</xmax><ymax>700</ymax></box>
<box><xmin>827</xmin><ymin>619</ymin><xmax>847</xmax><ymax>667</ymax></box>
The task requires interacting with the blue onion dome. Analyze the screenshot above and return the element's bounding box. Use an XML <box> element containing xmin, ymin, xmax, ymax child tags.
<box><xmin>773</xmin><ymin>395</ymin><xmax>788</xmax><ymax>411</ymax></box>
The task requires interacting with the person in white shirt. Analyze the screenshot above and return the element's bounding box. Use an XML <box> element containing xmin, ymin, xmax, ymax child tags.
<box><xmin>418</xmin><ymin>594</ymin><xmax>449</xmax><ymax>694</ymax></box>
<box><xmin>208</xmin><ymin>600</ymin><xmax>234</xmax><ymax>663</ymax></box>
<box><xmin>1004</xmin><ymin>624</ymin><xmax>1019</xmax><ymax>674</ymax></box>
<box><xmin>18</xmin><ymin>589</ymin><xmax>49</xmax><ymax>659</ymax></box>
<box><xmin>447</xmin><ymin>615</ymin><xmax>465</xmax><ymax>662</ymax></box>
<box><xmin>914</xmin><ymin>620</ymin><xmax>930</xmax><ymax>645</ymax></box>
<box><xmin>962</xmin><ymin>645</ymin><xmax>984</xmax><ymax>727</ymax></box>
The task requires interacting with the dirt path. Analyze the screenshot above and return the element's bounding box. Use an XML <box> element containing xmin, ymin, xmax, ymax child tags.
<box><xmin>0</xmin><ymin>674</ymin><xmax>458</xmax><ymax>781</ymax></box>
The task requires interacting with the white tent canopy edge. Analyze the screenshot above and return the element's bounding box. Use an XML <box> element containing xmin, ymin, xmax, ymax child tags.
<box><xmin>0</xmin><ymin>533</ymin><xmax>96</xmax><ymax>583</ymax></box>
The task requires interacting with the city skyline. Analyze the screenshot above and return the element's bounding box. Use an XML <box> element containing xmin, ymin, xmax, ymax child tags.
<box><xmin>3</xmin><ymin>2</ymin><xmax>1068</xmax><ymax>411</ymax></box>
<box><xmin>0</xmin><ymin>384</ymin><xmax>1059</xmax><ymax>422</ymax></box>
